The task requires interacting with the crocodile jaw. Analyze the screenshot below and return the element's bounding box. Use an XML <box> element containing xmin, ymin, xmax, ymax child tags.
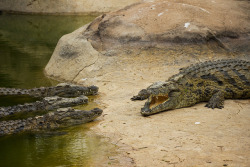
<box><xmin>149</xmin><ymin>95</ymin><xmax>169</xmax><ymax>109</ymax></box>
<box><xmin>141</xmin><ymin>94</ymin><xmax>174</xmax><ymax>116</ymax></box>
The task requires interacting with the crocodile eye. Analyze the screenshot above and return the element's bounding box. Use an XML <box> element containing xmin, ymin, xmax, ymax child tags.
<box><xmin>169</xmin><ymin>91</ymin><xmax>180</xmax><ymax>97</ymax></box>
<box><xmin>162</xmin><ymin>83</ymin><xmax>167</xmax><ymax>87</ymax></box>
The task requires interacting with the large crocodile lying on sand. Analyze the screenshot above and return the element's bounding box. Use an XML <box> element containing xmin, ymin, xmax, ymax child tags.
<box><xmin>0</xmin><ymin>107</ymin><xmax>103</xmax><ymax>136</ymax></box>
<box><xmin>0</xmin><ymin>83</ymin><xmax>98</xmax><ymax>97</ymax></box>
<box><xmin>132</xmin><ymin>59</ymin><xmax>250</xmax><ymax>116</ymax></box>
<box><xmin>0</xmin><ymin>83</ymin><xmax>102</xmax><ymax>136</ymax></box>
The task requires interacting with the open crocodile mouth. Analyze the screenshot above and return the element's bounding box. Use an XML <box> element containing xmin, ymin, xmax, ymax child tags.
<box><xmin>149</xmin><ymin>95</ymin><xmax>169</xmax><ymax>109</ymax></box>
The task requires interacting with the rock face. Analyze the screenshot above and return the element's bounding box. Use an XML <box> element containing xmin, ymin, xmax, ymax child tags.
<box><xmin>0</xmin><ymin>0</ymin><xmax>141</xmax><ymax>14</ymax></box>
<box><xmin>45</xmin><ymin>0</ymin><xmax>250</xmax><ymax>85</ymax></box>
<box><xmin>85</xmin><ymin>0</ymin><xmax>250</xmax><ymax>51</ymax></box>
<box><xmin>45</xmin><ymin>24</ymin><xmax>102</xmax><ymax>83</ymax></box>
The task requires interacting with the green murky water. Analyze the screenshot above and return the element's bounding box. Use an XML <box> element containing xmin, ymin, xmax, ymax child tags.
<box><xmin>0</xmin><ymin>124</ymin><xmax>114</xmax><ymax>167</ymax></box>
<box><xmin>0</xmin><ymin>14</ymin><xmax>97</xmax><ymax>88</ymax></box>
<box><xmin>0</xmin><ymin>14</ymin><xmax>113</xmax><ymax>167</ymax></box>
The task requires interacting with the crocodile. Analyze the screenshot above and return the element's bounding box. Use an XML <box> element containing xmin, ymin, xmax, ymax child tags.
<box><xmin>0</xmin><ymin>83</ymin><xmax>102</xmax><ymax>136</ymax></box>
<box><xmin>0</xmin><ymin>96</ymin><xmax>88</xmax><ymax>119</ymax></box>
<box><xmin>0</xmin><ymin>83</ymin><xmax>98</xmax><ymax>98</ymax></box>
<box><xmin>131</xmin><ymin>59</ymin><xmax>250</xmax><ymax>116</ymax></box>
<box><xmin>0</xmin><ymin>107</ymin><xmax>103</xmax><ymax>136</ymax></box>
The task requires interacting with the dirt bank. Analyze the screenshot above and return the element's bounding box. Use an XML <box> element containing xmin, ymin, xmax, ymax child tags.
<box><xmin>90</xmin><ymin>50</ymin><xmax>250</xmax><ymax>166</ymax></box>
<box><xmin>0</xmin><ymin>0</ymin><xmax>141</xmax><ymax>14</ymax></box>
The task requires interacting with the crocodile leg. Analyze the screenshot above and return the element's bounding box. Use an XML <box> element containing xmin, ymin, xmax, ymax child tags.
<box><xmin>131</xmin><ymin>89</ymin><xmax>150</xmax><ymax>101</ymax></box>
<box><xmin>205</xmin><ymin>91</ymin><xmax>225</xmax><ymax>109</ymax></box>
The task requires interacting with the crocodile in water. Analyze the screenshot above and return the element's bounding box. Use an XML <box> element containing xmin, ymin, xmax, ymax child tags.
<box><xmin>0</xmin><ymin>83</ymin><xmax>102</xmax><ymax>136</ymax></box>
<box><xmin>0</xmin><ymin>83</ymin><xmax>98</xmax><ymax>98</ymax></box>
<box><xmin>0</xmin><ymin>107</ymin><xmax>103</xmax><ymax>136</ymax></box>
<box><xmin>0</xmin><ymin>96</ymin><xmax>88</xmax><ymax>119</ymax></box>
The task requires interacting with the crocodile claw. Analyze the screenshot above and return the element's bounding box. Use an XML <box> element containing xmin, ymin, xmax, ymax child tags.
<box><xmin>131</xmin><ymin>89</ymin><xmax>150</xmax><ymax>101</ymax></box>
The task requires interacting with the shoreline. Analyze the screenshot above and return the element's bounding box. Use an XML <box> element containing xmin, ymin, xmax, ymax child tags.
<box><xmin>0</xmin><ymin>10</ymin><xmax>103</xmax><ymax>16</ymax></box>
<box><xmin>85</xmin><ymin>52</ymin><xmax>250</xmax><ymax>166</ymax></box>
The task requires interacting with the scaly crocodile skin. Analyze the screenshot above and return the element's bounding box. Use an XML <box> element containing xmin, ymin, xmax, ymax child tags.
<box><xmin>132</xmin><ymin>59</ymin><xmax>250</xmax><ymax>116</ymax></box>
<box><xmin>0</xmin><ymin>83</ymin><xmax>98</xmax><ymax>97</ymax></box>
<box><xmin>0</xmin><ymin>108</ymin><xmax>103</xmax><ymax>136</ymax></box>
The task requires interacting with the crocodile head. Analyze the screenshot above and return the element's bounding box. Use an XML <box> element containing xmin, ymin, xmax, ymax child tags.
<box><xmin>141</xmin><ymin>81</ymin><xmax>181</xmax><ymax>116</ymax></box>
<box><xmin>45</xmin><ymin>108</ymin><xmax>103</xmax><ymax>128</ymax></box>
<box><xmin>55</xmin><ymin>83</ymin><xmax>99</xmax><ymax>97</ymax></box>
<box><xmin>44</xmin><ymin>95</ymin><xmax>88</xmax><ymax>109</ymax></box>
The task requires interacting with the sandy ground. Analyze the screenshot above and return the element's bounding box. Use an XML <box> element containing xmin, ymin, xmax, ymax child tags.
<box><xmin>88</xmin><ymin>50</ymin><xmax>250</xmax><ymax>167</ymax></box>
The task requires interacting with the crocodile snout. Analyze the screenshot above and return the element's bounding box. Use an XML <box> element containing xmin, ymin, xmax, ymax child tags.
<box><xmin>141</xmin><ymin>102</ymin><xmax>152</xmax><ymax>116</ymax></box>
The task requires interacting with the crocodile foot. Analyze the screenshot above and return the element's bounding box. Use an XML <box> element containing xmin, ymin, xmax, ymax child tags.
<box><xmin>205</xmin><ymin>91</ymin><xmax>224</xmax><ymax>109</ymax></box>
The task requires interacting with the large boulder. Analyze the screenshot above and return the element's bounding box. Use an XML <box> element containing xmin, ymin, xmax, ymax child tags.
<box><xmin>85</xmin><ymin>0</ymin><xmax>249</xmax><ymax>51</ymax></box>
<box><xmin>45</xmin><ymin>24</ymin><xmax>100</xmax><ymax>82</ymax></box>
<box><xmin>45</xmin><ymin>0</ymin><xmax>250</xmax><ymax>85</ymax></box>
